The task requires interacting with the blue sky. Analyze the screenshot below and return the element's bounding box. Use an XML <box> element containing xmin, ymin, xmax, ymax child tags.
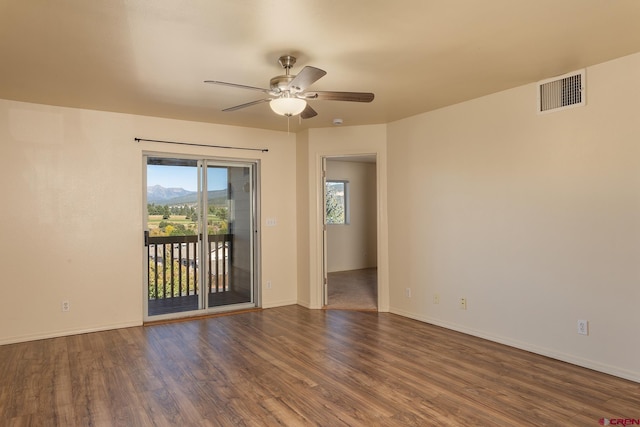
<box><xmin>147</xmin><ymin>165</ymin><xmax>227</xmax><ymax>191</ymax></box>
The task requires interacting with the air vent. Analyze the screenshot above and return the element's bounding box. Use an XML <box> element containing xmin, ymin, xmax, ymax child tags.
<box><xmin>537</xmin><ymin>69</ymin><xmax>585</xmax><ymax>113</ymax></box>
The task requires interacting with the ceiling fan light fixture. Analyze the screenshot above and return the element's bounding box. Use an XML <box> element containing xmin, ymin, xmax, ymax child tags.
<box><xmin>270</xmin><ymin>97</ymin><xmax>307</xmax><ymax>116</ymax></box>
<box><xmin>206</xmin><ymin>55</ymin><xmax>374</xmax><ymax>120</ymax></box>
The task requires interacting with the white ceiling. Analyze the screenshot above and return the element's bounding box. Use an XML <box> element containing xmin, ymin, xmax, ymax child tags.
<box><xmin>1</xmin><ymin>0</ymin><xmax>640</xmax><ymax>132</ymax></box>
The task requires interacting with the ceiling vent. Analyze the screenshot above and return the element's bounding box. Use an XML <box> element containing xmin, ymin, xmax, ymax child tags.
<box><xmin>537</xmin><ymin>69</ymin><xmax>585</xmax><ymax>113</ymax></box>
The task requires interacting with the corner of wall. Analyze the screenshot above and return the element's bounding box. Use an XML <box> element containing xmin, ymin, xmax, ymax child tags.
<box><xmin>295</xmin><ymin>130</ymin><xmax>311</xmax><ymax>307</ymax></box>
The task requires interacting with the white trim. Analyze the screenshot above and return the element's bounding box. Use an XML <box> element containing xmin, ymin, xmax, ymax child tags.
<box><xmin>0</xmin><ymin>321</ymin><xmax>142</xmax><ymax>346</ymax></box>
<box><xmin>142</xmin><ymin>155</ymin><xmax>149</xmax><ymax>319</ymax></box>
<box><xmin>296</xmin><ymin>300</ymin><xmax>313</xmax><ymax>309</ymax></box>
<box><xmin>320</xmin><ymin>154</ymin><xmax>380</xmax><ymax>311</ymax></box>
<box><xmin>390</xmin><ymin>307</ymin><xmax>640</xmax><ymax>384</ymax></box>
<box><xmin>262</xmin><ymin>299</ymin><xmax>299</xmax><ymax>309</ymax></box>
<box><xmin>308</xmin><ymin>149</ymin><xmax>389</xmax><ymax>312</ymax></box>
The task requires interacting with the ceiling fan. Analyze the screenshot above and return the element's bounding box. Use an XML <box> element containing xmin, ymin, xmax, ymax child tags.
<box><xmin>205</xmin><ymin>55</ymin><xmax>374</xmax><ymax>119</ymax></box>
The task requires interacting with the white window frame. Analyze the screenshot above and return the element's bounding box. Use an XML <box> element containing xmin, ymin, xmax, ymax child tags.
<box><xmin>325</xmin><ymin>180</ymin><xmax>349</xmax><ymax>225</ymax></box>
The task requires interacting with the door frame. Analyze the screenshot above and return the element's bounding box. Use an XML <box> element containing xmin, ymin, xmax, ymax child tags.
<box><xmin>142</xmin><ymin>152</ymin><xmax>261</xmax><ymax>322</ymax></box>
<box><xmin>320</xmin><ymin>154</ymin><xmax>380</xmax><ymax>309</ymax></box>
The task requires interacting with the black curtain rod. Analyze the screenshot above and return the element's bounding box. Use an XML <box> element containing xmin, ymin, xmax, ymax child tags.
<box><xmin>134</xmin><ymin>137</ymin><xmax>268</xmax><ymax>153</ymax></box>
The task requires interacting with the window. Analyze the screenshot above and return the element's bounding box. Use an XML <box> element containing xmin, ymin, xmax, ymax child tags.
<box><xmin>325</xmin><ymin>180</ymin><xmax>349</xmax><ymax>224</ymax></box>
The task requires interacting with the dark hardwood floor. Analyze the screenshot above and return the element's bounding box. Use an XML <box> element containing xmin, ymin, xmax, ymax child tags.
<box><xmin>1</xmin><ymin>305</ymin><xmax>638</xmax><ymax>426</ymax></box>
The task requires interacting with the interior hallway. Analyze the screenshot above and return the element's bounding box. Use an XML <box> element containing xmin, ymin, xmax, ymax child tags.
<box><xmin>326</xmin><ymin>267</ymin><xmax>377</xmax><ymax>311</ymax></box>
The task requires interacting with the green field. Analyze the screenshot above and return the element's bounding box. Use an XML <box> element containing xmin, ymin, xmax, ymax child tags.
<box><xmin>147</xmin><ymin>214</ymin><xmax>227</xmax><ymax>236</ymax></box>
<box><xmin>147</xmin><ymin>215</ymin><xmax>194</xmax><ymax>229</ymax></box>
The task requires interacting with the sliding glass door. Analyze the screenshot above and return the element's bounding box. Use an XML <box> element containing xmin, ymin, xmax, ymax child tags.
<box><xmin>144</xmin><ymin>156</ymin><xmax>258</xmax><ymax>320</ymax></box>
<box><xmin>206</xmin><ymin>164</ymin><xmax>255</xmax><ymax>307</ymax></box>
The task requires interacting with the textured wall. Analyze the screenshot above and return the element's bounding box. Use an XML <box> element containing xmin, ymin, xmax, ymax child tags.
<box><xmin>387</xmin><ymin>53</ymin><xmax>640</xmax><ymax>381</ymax></box>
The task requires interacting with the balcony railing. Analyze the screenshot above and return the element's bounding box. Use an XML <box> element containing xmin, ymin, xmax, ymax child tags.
<box><xmin>147</xmin><ymin>234</ymin><xmax>233</xmax><ymax>315</ymax></box>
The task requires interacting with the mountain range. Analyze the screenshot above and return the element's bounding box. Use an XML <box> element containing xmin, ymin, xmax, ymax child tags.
<box><xmin>147</xmin><ymin>185</ymin><xmax>227</xmax><ymax>204</ymax></box>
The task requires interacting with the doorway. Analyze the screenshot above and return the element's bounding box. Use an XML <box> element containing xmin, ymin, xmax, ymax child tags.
<box><xmin>323</xmin><ymin>156</ymin><xmax>378</xmax><ymax>310</ymax></box>
<box><xmin>143</xmin><ymin>155</ymin><xmax>259</xmax><ymax>320</ymax></box>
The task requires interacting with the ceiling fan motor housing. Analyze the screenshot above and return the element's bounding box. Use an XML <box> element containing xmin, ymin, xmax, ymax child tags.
<box><xmin>270</xmin><ymin>75</ymin><xmax>295</xmax><ymax>94</ymax></box>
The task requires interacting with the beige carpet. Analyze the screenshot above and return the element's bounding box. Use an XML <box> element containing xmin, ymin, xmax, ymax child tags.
<box><xmin>327</xmin><ymin>268</ymin><xmax>377</xmax><ymax>310</ymax></box>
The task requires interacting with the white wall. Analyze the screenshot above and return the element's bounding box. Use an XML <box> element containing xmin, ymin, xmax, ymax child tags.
<box><xmin>326</xmin><ymin>160</ymin><xmax>377</xmax><ymax>272</ymax></box>
<box><xmin>387</xmin><ymin>52</ymin><xmax>640</xmax><ymax>382</ymax></box>
<box><xmin>0</xmin><ymin>99</ymin><xmax>298</xmax><ymax>344</ymax></box>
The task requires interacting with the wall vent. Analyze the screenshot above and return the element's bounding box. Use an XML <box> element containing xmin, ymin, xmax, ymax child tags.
<box><xmin>537</xmin><ymin>69</ymin><xmax>585</xmax><ymax>113</ymax></box>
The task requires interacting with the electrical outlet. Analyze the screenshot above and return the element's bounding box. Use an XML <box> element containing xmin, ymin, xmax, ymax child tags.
<box><xmin>577</xmin><ymin>320</ymin><xmax>589</xmax><ymax>336</ymax></box>
<box><xmin>61</xmin><ymin>300</ymin><xmax>70</xmax><ymax>312</ymax></box>
<box><xmin>433</xmin><ymin>294</ymin><xmax>440</xmax><ymax>304</ymax></box>
<box><xmin>266</xmin><ymin>280</ymin><xmax>272</xmax><ymax>290</ymax></box>
<box><xmin>459</xmin><ymin>298</ymin><xmax>467</xmax><ymax>310</ymax></box>
<box><xmin>405</xmin><ymin>288</ymin><xmax>412</xmax><ymax>298</ymax></box>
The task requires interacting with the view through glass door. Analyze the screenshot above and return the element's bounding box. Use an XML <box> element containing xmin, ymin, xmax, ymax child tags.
<box><xmin>144</xmin><ymin>156</ymin><xmax>257</xmax><ymax>320</ymax></box>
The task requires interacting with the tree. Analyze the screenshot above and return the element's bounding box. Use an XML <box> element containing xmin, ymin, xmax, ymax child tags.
<box><xmin>326</xmin><ymin>185</ymin><xmax>345</xmax><ymax>224</ymax></box>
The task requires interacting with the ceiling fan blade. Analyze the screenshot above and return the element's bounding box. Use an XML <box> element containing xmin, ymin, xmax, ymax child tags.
<box><xmin>205</xmin><ymin>80</ymin><xmax>272</xmax><ymax>94</ymax></box>
<box><xmin>287</xmin><ymin>66</ymin><xmax>327</xmax><ymax>92</ymax></box>
<box><xmin>222</xmin><ymin>98</ymin><xmax>271</xmax><ymax>112</ymax></box>
<box><xmin>300</xmin><ymin>104</ymin><xmax>318</xmax><ymax>119</ymax></box>
<box><xmin>306</xmin><ymin>91</ymin><xmax>375</xmax><ymax>102</ymax></box>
